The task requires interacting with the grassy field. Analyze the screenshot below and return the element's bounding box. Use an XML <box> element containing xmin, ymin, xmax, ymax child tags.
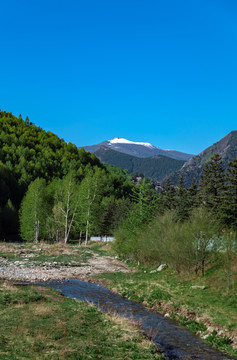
<box><xmin>0</xmin><ymin>280</ymin><xmax>165</xmax><ymax>360</ymax></box>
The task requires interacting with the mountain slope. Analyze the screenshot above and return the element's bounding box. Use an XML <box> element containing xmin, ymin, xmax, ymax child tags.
<box><xmin>95</xmin><ymin>146</ymin><xmax>185</xmax><ymax>181</ymax></box>
<box><xmin>0</xmin><ymin>110</ymin><xmax>102</xmax><ymax>187</ymax></box>
<box><xmin>81</xmin><ymin>137</ymin><xmax>194</xmax><ymax>161</ymax></box>
<box><xmin>168</xmin><ymin>131</ymin><xmax>237</xmax><ymax>187</ymax></box>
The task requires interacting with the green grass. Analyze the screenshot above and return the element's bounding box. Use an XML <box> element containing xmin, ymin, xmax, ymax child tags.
<box><xmin>95</xmin><ymin>267</ymin><xmax>237</xmax><ymax>358</ymax></box>
<box><xmin>89</xmin><ymin>242</ymin><xmax>115</xmax><ymax>257</ymax></box>
<box><xmin>0</xmin><ymin>243</ymin><xmax>94</xmax><ymax>267</ymax></box>
<box><xmin>0</xmin><ymin>281</ymin><xmax>165</xmax><ymax>360</ymax></box>
<box><xmin>29</xmin><ymin>252</ymin><xmax>93</xmax><ymax>266</ymax></box>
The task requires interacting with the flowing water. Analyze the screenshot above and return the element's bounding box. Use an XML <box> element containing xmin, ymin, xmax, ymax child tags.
<box><xmin>35</xmin><ymin>279</ymin><xmax>235</xmax><ymax>360</ymax></box>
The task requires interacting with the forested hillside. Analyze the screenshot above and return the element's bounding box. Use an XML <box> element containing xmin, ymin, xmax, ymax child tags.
<box><xmin>0</xmin><ymin>111</ymin><xmax>103</xmax><ymax>185</ymax></box>
<box><xmin>168</xmin><ymin>131</ymin><xmax>237</xmax><ymax>186</ymax></box>
<box><xmin>95</xmin><ymin>146</ymin><xmax>185</xmax><ymax>181</ymax></box>
<box><xmin>0</xmin><ymin>111</ymin><xmax>133</xmax><ymax>239</ymax></box>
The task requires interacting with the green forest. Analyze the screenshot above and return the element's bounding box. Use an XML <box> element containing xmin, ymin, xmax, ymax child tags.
<box><xmin>94</xmin><ymin>146</ymin><xmax>185</xmax><ymax>181</ymax></box>
<box><xmin>113</xmin><ymin>153</ymin><xmax>237</xmax><ymax>296</ymax></box>
<box><xmin>0</xmin><ymin>111</ymin><xmax>133</xmax><ymax>239</ymax></box>
<box><xmin>0</xmin><ymin>111</ymin><xmax>236</xmax><ymax>293</ymax></box>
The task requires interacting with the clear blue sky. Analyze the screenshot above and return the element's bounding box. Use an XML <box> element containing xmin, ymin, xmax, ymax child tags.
<box><xmin>0</xmin><ymin>0</ymin><xmax>236</xmax><ymax>155</ymax></box>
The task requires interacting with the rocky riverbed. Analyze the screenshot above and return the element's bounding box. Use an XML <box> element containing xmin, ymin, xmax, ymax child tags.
<box><xmin>0</xmin><ymin>242</ymin><xmax>130</xmax><ymax>282</ymax></box>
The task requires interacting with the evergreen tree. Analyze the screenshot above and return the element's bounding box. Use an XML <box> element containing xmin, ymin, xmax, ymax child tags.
<box><xmin>162</xmin><ymin>178</ymin><xmax>176</xmax><ymax>210</ymax></box>
<box><xmin>221</xmin><ymin>157</ymin><xmax>237</xmax><ymax>228</ymax></box>
<box><xmin>199</xmin><ymin>153</ymin><xmax>225</xmax><ymax>215</ymax></box>
<box><xmin>25</xmin><ymin>116</ymin><xmax>30</xmax><ymax>126</ymax></box>
<box><xmin>188</xmin><ymin>177</ymin><xmax>197</xmax><ymax>203</ymax></box>
<box><xmin>175</xmin><ymin>176</ymin><xmax>190</xmax><ymax>221</ymax></box>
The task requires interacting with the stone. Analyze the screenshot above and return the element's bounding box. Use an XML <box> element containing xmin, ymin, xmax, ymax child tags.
<box><xmin>157</xmin><ymin>264</ymin><xmax>168</xmax><ymax>272</ymax></box>
<box><xmin>124</xmin><ymin>258</ymin><xmax>133</xmax><ymax>264</ymax></box>
<box><xmin>190</xmin><ymin>285</ymin><xmax>206</xmax><ymax>290</ymax></box>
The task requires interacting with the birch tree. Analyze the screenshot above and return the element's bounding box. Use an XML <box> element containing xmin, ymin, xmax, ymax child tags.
<box><xmin>78</xmin><ymin>168</ymin><xmax>103</xmax><ymax>246</ymax></box>
<box><xmin>19</xmin><ymin>178</ymin><xmax>47</xmax><ymax>242</ymax></box>
<box><xmin>54</xmin><ymin>173</ymin><xmax>79</xmax><ymax>243</ymax></box>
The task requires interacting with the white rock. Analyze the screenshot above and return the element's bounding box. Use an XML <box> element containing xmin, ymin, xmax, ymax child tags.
<box><xmin>190</xmin><ymin>285</ymin><xmax>206</xmax><ymax>290</ymax></box>
<box><xmin>157</xmin><ymin>264</ymin><xmax>167</xmax><ymax>272</ymax></box>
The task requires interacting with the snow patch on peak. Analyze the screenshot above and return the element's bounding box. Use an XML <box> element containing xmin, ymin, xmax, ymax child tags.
<box><xmin>109</xmin><ymin>137</ymin><xmax>155</xmax><ymax>148</ymax></box>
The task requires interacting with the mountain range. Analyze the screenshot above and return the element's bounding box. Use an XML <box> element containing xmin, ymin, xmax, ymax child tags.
<box><xmin>81</xmin><ymin>132</ymin><xmax>237</xmax><ymax>185</ymax></box>
<box><xmin>81</xmin><ymin>138</ymin><xmax>194</xmax><ymax>161</ymax></box>
<box><xmin>80</xmin><ymin>138</ymin><xmax>192</xmax><ymax>181</ymax></box>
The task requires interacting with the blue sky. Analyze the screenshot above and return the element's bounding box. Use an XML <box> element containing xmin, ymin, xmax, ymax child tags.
<box><xmin>0</xmin><ymin>0</ymin><xmax>236</xmax><ymax>155</ymax></box>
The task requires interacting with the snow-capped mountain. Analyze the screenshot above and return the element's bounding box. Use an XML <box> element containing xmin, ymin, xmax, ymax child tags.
<box><xmin>80</xmin><ymin>137</ymin><xmax>193</xmax><ymax>161</ymax></box>
<box><xmin>108</xmin><ymin>137</ymin><xmax>155</xmax><ymax>148</ymax></box>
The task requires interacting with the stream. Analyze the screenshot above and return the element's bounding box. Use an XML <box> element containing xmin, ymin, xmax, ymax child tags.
<box><xmin>35</xmin><ymin>279</ymin><xmax>235</xmax><ymax>360</ymax></box>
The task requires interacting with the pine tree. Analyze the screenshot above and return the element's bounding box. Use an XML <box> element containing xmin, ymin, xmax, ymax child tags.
<box><xmin>175</xmin><ymin>176</ymin><xmax>190</xmax><ymax>221</ymax></box>
<box><xmin>198</xmin><ymin>153</ymin><xmax>225</xmax><ymax>215</ymax></box>
<box><xmin>221</xmin><ymin>157</ymin><xmax>237</xmax><ymax>228</ymax></box>
<box><xmin>189</xmin><ymin>177</ymin><xmax>198</xmax><ymax>207</ymax></box>
<box><xmin>25</xmin><ymin>116</ymin><xmax>30</xmax><ymax>126</ymax></box>
<box><xmin>162</xmin><ymin>178</ymin><xmax>176</xmax><ymax>210</ymax></box>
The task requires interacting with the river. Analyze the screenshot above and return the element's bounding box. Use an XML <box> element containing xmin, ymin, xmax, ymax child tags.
<box><xmin>34</xmin><ymin>278</ymin><xmax>236</xmax><ymax>360</ymax></box>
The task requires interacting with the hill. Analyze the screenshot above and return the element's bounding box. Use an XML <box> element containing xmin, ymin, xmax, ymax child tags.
<box><xmin>0</xmin><ymin>111</ymin><xmax>102</xmax><ymax>187</ymax></box>
<box><xmin>0</xmin><ymin>110</ymin><xmax>132</xmax><ymax>238</ymax></box>
<box><xmin>81</xmin><ymin>137</ymin><xmax>194</xmax><ymax>161</ymax></box>
<box><xmin>168</xmin><ymin>131</ymin><xmax>237</xmax><ymax>186</ymax></box>
<box><xmin>95</xmin><ymin>146</ymin><xmax>185</xmax><ymax>181</ymax></box>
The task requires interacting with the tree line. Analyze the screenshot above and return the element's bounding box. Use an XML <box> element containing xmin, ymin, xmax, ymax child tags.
<box><xmin>19</xmin><ymin>168</ymin><xmax>132</xmax><ymax>244</ymax></box>
<box><xmin>114</xmin><ymin>154</ymin><xmax>237</xmax><ymax>292</ymax></box>
<box><xmin>0</xmin><ymin>111</ymin><xmax>133</xmax><ymax>238</ymax></box>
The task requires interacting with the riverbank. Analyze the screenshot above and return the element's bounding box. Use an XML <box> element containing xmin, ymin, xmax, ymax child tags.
<box><xmin>96</xmin><ymin>264</ymin><xmax>237</xmax><ymax>358</ymax></box>
<box><xmin>0</xmin><ymin>241</ymin><xmax>236</xmax><ymax>358</ymax></box>
<box><xmin>0</xmin><ymin>280</ymin><xmax>164</xmax><ymax>359</ymax></box>
<box><xmin>0</xmin><ymin>242</ymin><xmax>130</xmax><ymax>281</ymax></box>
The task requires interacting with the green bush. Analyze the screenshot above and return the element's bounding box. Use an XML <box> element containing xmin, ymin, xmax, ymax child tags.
<box><xmin>114</xmin><ymin>208</ymin><xmax>222</xmax><ymax>276</ymax></box>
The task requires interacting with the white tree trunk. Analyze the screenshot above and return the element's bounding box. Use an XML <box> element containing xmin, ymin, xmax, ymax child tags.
<box><xmin>85</xmin><ymin>218</ymin><xmax>89</xmax><ymax>246</ymax></box>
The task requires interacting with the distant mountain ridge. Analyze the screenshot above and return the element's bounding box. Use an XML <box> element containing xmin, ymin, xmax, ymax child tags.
<box><xmin>168</xmin><ymin>131</ymin><xmax>237</xmax><ymax>187</ymax></box>
<box><xmin>94</xmin><ymin>146</ymin><xmax>185</xmax><ymax>181</ymax></box>
<box><xmin>80</xmin><ymin>133</ymin><xmax>237</xmax><ymax>185</ymax></box>
<box><xmin>81</xmin><ymin>137</ymin><xmax>194</xmax><ymax>161</ymax></box>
